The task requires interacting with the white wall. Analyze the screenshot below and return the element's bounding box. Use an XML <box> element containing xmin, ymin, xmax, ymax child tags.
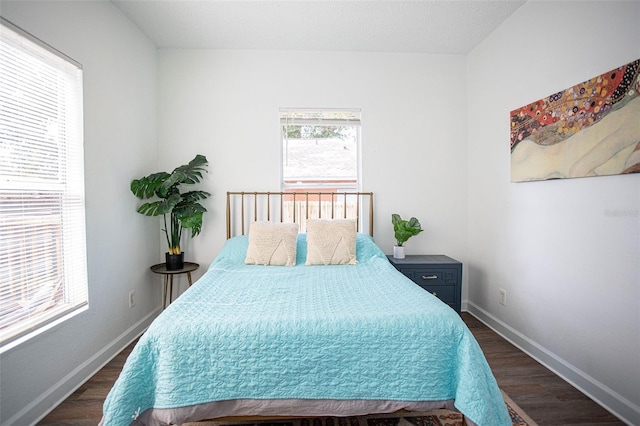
<box><xmin>157</xmin><ymin>49</ymin><xmax>469</xmax><ymax>290</ymax></box>
<box><xmin>0</xmin><ymin>2</ymin><xmax>159</xmax><ymax>424</ymax></box>
<box><xmin>467</xmin><ymin>1</ymin><xmax>640</xmax><ymax>423</ymax></box>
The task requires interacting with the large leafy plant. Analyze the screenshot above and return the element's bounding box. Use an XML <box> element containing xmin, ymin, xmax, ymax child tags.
<box><xmin>131</xmin><ymin>154</ymin><xmax>210</xmax><ymax>255</ymax></box>
<box><xmin>392</xmin><ymin>213</ymin><xmax>424</xmax><ymax>246</ymax></box>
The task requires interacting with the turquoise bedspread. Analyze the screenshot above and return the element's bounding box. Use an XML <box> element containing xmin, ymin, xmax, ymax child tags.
<box><xmin>102</xmin><ymin>234</ymin><xmax>510</xmax><ymax>426</ymax></box>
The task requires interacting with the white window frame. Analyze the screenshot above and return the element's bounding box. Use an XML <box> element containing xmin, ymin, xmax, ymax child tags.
<box><xmin>280</xmin><ymin>108</ymin><xmax>361</xmax><ymax>192</ymax></box>
<box><xmin>0</xmin><ymin>18</ymin><xmax>88</xmax><ymax>351</ymax></box>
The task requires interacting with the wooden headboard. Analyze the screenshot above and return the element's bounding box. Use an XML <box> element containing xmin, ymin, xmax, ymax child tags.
<box><xmin>226</xmin><ymin>191</ymin><xmax>374</xmax><ymax>238</ymax></box>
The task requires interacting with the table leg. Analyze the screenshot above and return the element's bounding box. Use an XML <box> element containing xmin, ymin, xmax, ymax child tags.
<box><xmin>169</xmin><ymin>275</ymin><xmax>174</xmax><ymax>305</ymax></box>
<box><xmin>162</xmin><ymin>275</ymin><xmax>169</xmax><ymax>310</ymax></box>
<box><xmin>187</xmin><ymin>272</ymin><xmax>193</xmax><ymax>286</ymax></box>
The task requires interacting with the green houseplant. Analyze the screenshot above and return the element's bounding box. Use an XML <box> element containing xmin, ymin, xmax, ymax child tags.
<box><xmin>131</xmin><ymin>154</ymin><xmax>210</xmax><ymax>270</ymax></box>
<box><xmin>391</xmin><ymin>213</ymin><xmax>424</xmax><ymax>259</ymax></box>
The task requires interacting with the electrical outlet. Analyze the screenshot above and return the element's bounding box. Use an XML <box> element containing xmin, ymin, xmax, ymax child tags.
<box><xmin>499</xmin><ymin>288</ymin><xmax>507</xmax><ymax>306</ymax></box>
<box><xmin>129</xmin><ymin>290</ymin><xmax>136</xmax><ymax>308</ymax></box>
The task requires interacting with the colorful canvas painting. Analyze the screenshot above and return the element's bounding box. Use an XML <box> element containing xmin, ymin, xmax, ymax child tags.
<box><xmin>510</xmin><ymin>58</ymin><xmax>640</xmax><ymax>182</ymax></box>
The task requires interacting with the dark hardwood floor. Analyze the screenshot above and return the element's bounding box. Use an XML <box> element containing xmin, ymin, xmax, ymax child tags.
<box><xmin>38</xmin><ymin>313</ymin><xmax>625</xmax><ymax>425</ymax></box>
<box><xmin>462</xmin><ymin>314</ymin><xmax>624</xmax><ymax>426</ymax></box>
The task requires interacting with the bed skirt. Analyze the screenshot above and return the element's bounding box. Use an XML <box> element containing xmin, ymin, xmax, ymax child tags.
<box><xmin>127</xmin><ymin>398</ymin><xmax>477</xmax><ymax>426</ymax></box>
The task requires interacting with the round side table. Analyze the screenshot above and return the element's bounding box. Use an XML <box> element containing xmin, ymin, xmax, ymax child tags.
<box><xmin>150</xmin><ymin>262</ymin><xmax>199</xmax><ymax>309</ymax></box>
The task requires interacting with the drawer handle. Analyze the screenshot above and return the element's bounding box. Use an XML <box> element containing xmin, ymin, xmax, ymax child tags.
<box><xmin>422</xmin><ymin>275</ymin><xmax>438</xmax><ymax>280</ymax></box>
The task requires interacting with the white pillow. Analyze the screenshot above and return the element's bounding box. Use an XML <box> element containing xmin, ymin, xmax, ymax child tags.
<box><xmin>245</xmin><ymin>222</ymin><xmax>298</xmax><ymax>266</ymax></box>
<box><xmin>305</xmin><ymin>219</ymin><xmax>357</xmax><ymax>265</ymax></box>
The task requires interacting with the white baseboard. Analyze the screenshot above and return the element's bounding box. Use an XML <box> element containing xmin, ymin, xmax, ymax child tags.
<box><xmin>5</xmin><ymin>309</ymin><xmax>160</xmax><ymax>426</ymax></box>
<box><xmin>465</xmin><ymin>302</ymin><xmax>639</xmax><ymax>426</ymax></box>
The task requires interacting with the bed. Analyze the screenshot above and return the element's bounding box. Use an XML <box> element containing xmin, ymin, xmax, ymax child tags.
<box><xmin>101</xmin><ymin>192</ymin><xmax>510</xmax><ymax>426</ymax></box>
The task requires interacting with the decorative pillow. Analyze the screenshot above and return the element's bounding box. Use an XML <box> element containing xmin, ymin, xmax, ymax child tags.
<box><xmin>245</xmin><ymin>222</ymin><xmax>298</xmax><ymax>266</ymax></box>
<box><xmin>305</xmin><ymin>219</ymin><xmax>357</xmax><ymax>265</ymax></box>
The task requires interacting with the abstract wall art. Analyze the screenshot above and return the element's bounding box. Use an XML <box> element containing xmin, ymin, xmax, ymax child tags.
<box><xmin>510</xmin><ymin>59</ymin><xmax>640</xmax><ymax>182</ymax></box>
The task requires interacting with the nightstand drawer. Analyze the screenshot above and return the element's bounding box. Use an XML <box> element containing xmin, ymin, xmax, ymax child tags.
<box><xmin>417</xmin><ymin>284</ymin><xmax>456</xmax><ymax>303</ymax></box>
<box><xmin>410</xmin><ymin>269</ymin><xmax>458</xmax><ymax>286</ymax></box>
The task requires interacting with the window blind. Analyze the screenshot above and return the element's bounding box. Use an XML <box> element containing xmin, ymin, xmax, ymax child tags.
<box><xmin>279</xmin><ymin>108</ymin><xmax>361</xmax><ymax>126</ymax></box>
<box><xmin>0</xmin><ymin>18</ymin><xmax>88</xmax><ymax>348</ymax></box>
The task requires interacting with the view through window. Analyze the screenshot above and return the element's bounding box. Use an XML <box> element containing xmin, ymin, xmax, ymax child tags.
<box><xmin>280</xmin><ymin>108</ymin><xmax>361</xmax><ymax>230</ymax></box>
<box><xmin>281</xmin><ymin>108</ymin><xmax>360</xmax><ymax>192</ymax></box>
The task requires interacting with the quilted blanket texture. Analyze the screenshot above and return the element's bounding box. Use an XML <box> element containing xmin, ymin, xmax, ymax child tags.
<box><xmin>101</xmin><ymin>234</ymin><xmax>510</xmax><ymax>426</ymax></box>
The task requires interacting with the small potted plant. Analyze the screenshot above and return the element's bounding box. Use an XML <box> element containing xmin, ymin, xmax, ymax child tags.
<box><xmin>391</xmin><ymin>213</ymin><xmax>424</xmax><ymax>259</ymax></box>
<box><xmin>131</xmin><ymin>154</ymin><xmax>210</xmax><ymax>270</ymax></box>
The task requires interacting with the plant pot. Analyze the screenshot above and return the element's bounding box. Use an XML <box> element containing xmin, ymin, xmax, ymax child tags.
<box><xmin>393</xmin><ymin>245</ymin><xmax>405</xmax><ymax>259</ymax></box>
<box><xmin>165</xmin><ymin>252</ymin><xmax>185</xmax><ymax>270</ymax></box>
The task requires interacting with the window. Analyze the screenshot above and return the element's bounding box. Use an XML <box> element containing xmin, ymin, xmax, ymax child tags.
<box><xmin>0</xmin><ymin>18</ymin><xmax>87</xmax><ymax>349</ymax></box>
<box><xmin>281</xmin><ymin>108</ymin><xmax>360</xmax><ymax>191</ymax></box>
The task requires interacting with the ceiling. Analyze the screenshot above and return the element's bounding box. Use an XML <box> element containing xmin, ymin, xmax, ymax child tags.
<box><xmin>112</xmin><ymin>0</ymin><xmax>527</xmax><ymax>54</ymax></box>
